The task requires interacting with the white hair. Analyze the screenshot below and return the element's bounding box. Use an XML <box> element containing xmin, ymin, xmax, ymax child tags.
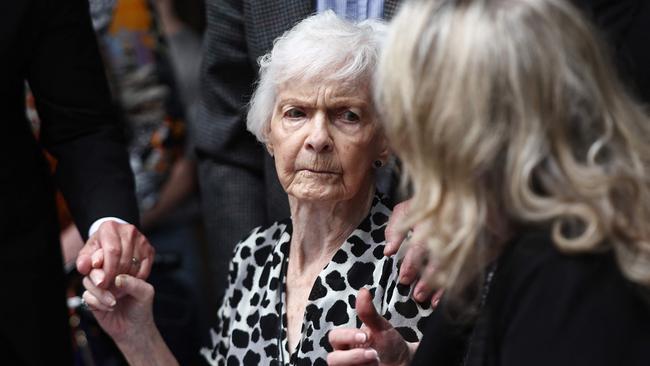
<box><xmin>246</xmin><ymin>11</ymin><xmax>387</xmax><ymax>143</ymax></box>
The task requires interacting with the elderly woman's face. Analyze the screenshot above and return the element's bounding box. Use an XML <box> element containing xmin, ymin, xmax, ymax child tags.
<box><xmin>267</xmin><ymin>78</ymin><xmax>387</xmax><ymax>202</ymax></box>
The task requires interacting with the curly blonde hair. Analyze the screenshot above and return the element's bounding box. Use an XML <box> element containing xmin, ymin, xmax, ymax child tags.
<box><xmin>376</xmin><ymin>0</ymin><xmax>650</xmax><ymax>295</ymax></box>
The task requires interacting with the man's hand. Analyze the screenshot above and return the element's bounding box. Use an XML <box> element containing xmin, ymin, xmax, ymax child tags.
<box><xmin>384</xmin><ymin>200</ymin><xmax>443</xmax><ymax>306</ymax></box>
<box><xmin>76</xmin><ymin>221</ymin><xmax>154</xmax><ymax>288</ymax></box>
<box><xmin>328</xmin><ymin>288</ymin><xmax>416</xmax><ymax>366</ymax></box>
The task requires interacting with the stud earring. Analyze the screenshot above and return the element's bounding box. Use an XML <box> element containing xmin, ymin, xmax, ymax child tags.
<box><xmin>373</xmin><ymin>160</ymin><xmax>383</xmax><ymax>168</ymax></box>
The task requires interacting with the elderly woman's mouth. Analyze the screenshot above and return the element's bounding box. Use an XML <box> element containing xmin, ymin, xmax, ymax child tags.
<box><xmin>298</xmin><ymin>169</ymin><xmax>342</xmax><ymax>175</ymax></box>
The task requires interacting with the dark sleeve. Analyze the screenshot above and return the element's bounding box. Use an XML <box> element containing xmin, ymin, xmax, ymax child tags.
<box><xmin>495</xmin><ymin>236</ymin><xmax>650</xmax><ymax>366</ymax></box>
<box><xmin>410</xmin><ymin>303</ymin><xmax>473</xmax><ymax>366</ymax></box>
<box><xmin>26</xmin><ymin>0</ymin><xmax>138</xmax><ymax>237</ymax></box>
<box><xmin>572</xmin><ymin>0</ymin><xmax>650</xmax><ymax>103</ymax></box>
<box><xmin>193</xmin><ymin>0</ymin><xmax>264</xmax><ymax>172</ymax></box>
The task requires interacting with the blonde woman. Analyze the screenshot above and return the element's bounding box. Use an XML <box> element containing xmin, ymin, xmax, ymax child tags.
<box><xmin>329</xmin><ymin>0</ymin><xmax>650</xmax><ymax>365</ymax></box>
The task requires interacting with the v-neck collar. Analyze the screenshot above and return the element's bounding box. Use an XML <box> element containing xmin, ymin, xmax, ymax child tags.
<box><xmin>269</xmin><ymin>194</ymin><xmax>389</xmax><ymax>364</ymax></box>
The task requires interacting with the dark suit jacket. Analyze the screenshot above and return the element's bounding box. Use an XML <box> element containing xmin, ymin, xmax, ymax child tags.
<box><xmin>0</xmin><ymin>0</ymin><xmax>137</xmax><ymax>364</ymax></box>
<box><xmin>411</xmin><ymin>229</ymin><xmax>650</xmax><ymax>366</ymax></box>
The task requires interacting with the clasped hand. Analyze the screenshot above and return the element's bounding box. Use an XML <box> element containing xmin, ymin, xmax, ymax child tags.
<box><xmin>75</xmin><ymin>221</ymin><xmax>156</xmax><ymax>342</ymax></box>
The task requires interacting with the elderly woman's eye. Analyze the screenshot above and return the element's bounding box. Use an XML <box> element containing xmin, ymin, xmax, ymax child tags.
<box><xmin>284</xmin><ymin>108</ymin><xmax>306</xmax><ymax>119</ymax></box>
<box><xmin>340</xmin><ymin>110</ymin><xmax>360</xmax><ymax>123</ymax></box>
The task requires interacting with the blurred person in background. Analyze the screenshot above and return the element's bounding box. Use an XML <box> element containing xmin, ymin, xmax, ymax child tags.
<box><xmin>194</xmin><ymin>0</ymin><xmax>403</xmax><ymax>316</ymax></box>
<box><xmin>372</xmin><ymin>0</ymin><xmax>650</xmax><ymax>364</ymax></box>
<box><xmin>0</xmin><ymin>0</ymin><xmax>154</xmax><ymax>364</ymax></box>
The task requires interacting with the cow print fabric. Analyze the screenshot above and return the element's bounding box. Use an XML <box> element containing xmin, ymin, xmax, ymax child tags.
<box><xmin>201</xmin><ymin>194</ymin><xmax>432</xmax><ymax>365</ymax></box>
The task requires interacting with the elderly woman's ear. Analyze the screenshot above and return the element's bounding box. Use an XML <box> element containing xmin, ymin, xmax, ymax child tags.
<box><xmin>374</xmin><ymin>134</ymin><xmax>390</xmax><ymax>168</ymax></box>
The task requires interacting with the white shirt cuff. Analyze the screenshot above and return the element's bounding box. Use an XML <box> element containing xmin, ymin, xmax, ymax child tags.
<box><xmin>88</xmin><ymin>217</ymin><xmax>129</xmax><ymax>237</ymax></box>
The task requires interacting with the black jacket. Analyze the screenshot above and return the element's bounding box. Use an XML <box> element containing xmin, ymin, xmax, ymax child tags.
<box><xmin>412</xmin><ymin>229</ymin><xmax>650</xmax><ymax>366</ymax></box>
<box><xmin>0</xmin><ymin>0</ymin><xmax>137</xmax><ymax>364</ymax></box>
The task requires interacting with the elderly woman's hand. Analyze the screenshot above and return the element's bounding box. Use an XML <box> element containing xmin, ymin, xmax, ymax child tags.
<box><xmin>327</xmin><ymin>288</ymin><xmax>417</xmax><ymax>366</ymax></box>
<box><xmin>82</xmin><ymin>272</ymin><xmax>179</xmax><ymax>365</ymax></box>
<box><xmin>384</xmin><ymin>200</ymin><xmax>444</xmax><ymax>306</ymax></box>
<box><xmin>82</xmin><ymin>271</ymin><xmax>156</xmax><ymax>345</ymax></box>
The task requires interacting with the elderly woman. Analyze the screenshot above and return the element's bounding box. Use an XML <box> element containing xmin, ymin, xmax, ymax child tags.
<box><xmin>80</xmin><ymin>11</ymin><xmax>431</xmax><ymax>366</ymax></box>
<box><xmin>327</xmin><ymin>0</ymin><xmax>650</xmax><ymax>365</ymax></box>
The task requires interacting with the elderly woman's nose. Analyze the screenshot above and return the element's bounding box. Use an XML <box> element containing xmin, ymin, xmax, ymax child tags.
<box><xmin>305</xmin><ymin>118</ymin><xmax>333</xmax><ymax>153</ymax></box>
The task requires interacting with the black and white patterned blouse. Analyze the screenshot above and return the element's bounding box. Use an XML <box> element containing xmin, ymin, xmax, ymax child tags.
<box><xmin>201</xmin><ymin>195</ymin><xmax>432</xmax><ymax>366</ymax></box>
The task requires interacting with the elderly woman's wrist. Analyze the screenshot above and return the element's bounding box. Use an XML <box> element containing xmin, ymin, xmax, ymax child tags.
<box><xmin>116</xmin><ymin>325</ymin><xmax>177</xmax><ymax>366</ymax></box>
<box><xmin>114</xmin><ymin>322</ymin><xmax>159</xmax><ymax>353</ymax></box>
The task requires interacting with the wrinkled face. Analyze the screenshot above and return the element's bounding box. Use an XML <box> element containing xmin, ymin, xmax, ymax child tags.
<box><xmin>266</xmin><ymin>78</ymin><xmax>387</xmax><ymax>202</ymax></box>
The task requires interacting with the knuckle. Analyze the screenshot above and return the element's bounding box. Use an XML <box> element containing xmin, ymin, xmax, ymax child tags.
<box><xmin>127</xmin><ymin>225</ymin><xmax>138</xmax><ymax>237</ymax></box>
<box><xmin>400</xmin><ymin>268</ymin><xmax>413</xmax><ymax>280</ymax></box>
<box><xmin>105</xmin><ymin>220</ymin><xmax>119</xmax><ymax>230</ymax></box>
<box><xmin>401</xmin><ymin>256</ymin><xmax>416</xmax><ymax>271</ymax></box>
<box><xmin>105</xmin><ymin>245</ymin><xmax>121</xmax><ymax>256</ymax></box>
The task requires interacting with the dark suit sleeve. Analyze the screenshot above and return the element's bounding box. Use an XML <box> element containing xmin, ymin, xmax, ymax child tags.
<box><xmin>26</xmin><ymin>0</ymin><xmax>138</xmax><ymax>237</ymax></box>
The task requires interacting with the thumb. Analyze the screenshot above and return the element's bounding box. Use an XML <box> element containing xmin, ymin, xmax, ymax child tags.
<box><xmin>356</xmin><ymin>288</ymin><xmax>391</xmax><ymax>333</ymax></box>
<box><xmin>114</xmin><ymin>274</ymin><xmax>154</xmax><ymax>303</ymax></box>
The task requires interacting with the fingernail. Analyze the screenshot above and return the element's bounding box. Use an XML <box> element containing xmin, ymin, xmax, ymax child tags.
<box><xmin>354</xmin><ymin>333</ymin><xmax>367</xmax><ymax>344</ymax></box>
<box><xmin>115</xmin><ymin>275</ymin><xmax>123</xmax><ymax>288</ymax></box>
<box><xmin>91</xmin><ymin>252</ymin><xmax>101</xmax><ymax>267</ymax></box>
<box><xmin>416</xmin><ymin>291</ymin><xmax>425</xmax><ymax>302</ymax></box>
<box><xmin>433</xmin><ymin>298</ymin><xmax>440</xmax><ymax>307</ymax></box>
<box><xmin>104</xmin><ymin>293</ymin><xmax>116</xmax><ymax>307</ymax></box>
<box><xmin>90</xmin><ymin>271</ymin><xmax>105</xmax><ymax>286</ymax></box>
<box><xmin>364</xmin><ymin>349</ymin><xmax>379</xmax><ymax>361</ymax></box>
